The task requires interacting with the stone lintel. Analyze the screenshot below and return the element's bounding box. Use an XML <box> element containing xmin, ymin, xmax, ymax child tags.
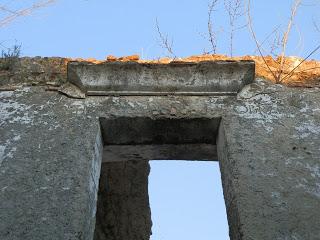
<box><xmin>103</xmin><ymin>144</ymin><xmax>218</xmax><ymax>162</ymax></box>
<box><xmin>67</xmin><ymin>61</ymin><xmax>255</xmax><ymax>96</ymax></box>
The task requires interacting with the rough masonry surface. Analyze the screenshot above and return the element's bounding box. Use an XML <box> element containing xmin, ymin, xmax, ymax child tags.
<box><xmin>67</xmin><ymin>60</ymin><xmax>255</xmax><ymax>95</ymax></box>
<box><xmin>0</xmin><ymin>59</ymin><xmax>319</xmax><ymax>240</ymax></box>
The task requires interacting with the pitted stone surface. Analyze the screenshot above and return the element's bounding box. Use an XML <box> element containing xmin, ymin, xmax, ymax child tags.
<box><xmin>0</xmin><ymin>87</ymin><xmax>231</xmax><ymax>240</ymax></box>
<box><xmin>0</xmin><ymin>78</ymin><xmax>320</xmax><ymax>240</ymax></box>
<box><xmin>67</xmin><ymin>61</ymin><xmax>255</xmax><ymax>95</ymax></box>
<box><xmin>0</xmin><ymin>88</ymin><xmax>103</xmax><ymax>240</ymax></box>
<box><xmin>219</xmin><ymin>81</ymin><xmax>320</xmax><ymax>240</ymax></box>
<box><xmin>94</xmin><ymin>161</ymin><xmax>151</xmax><ymax>240</ymax></box>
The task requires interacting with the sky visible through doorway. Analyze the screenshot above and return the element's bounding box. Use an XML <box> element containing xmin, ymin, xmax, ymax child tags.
<box><xmin>149</xmin><ymin>161</ymin><xmax>229</xmax><ymax>240</ymax></box>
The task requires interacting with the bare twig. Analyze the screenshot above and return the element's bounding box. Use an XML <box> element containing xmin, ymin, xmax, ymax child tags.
<box><xmin>281</xmin><ymin>44</ymin><xmax>320</xmax><ymax>82</ymax></box>
<box><xmin>224</xmin><ymin>0</ymin><xmax>247</xmax><ymax>56</ymax></box>
<box><xmin>207</xmin><ymin>0</ymin><xmax>219</xmax><ymax>54</ymax></box>
<box><xmin>292</xmin><ymin>23</ymin><xmax>304</xmax><ymax>56</ymax></box>
<box><xmin>252</xmin><ymin>25</ymin><xmax>281</xmax><ymax>55</ymax></box>
<box><xmin>277</xmin><ymin>0</ymin><xmax>302</xmax><ymax>82</ymax></box>
<box><xmin>0</xmin><ymin>6</ymin><xmax>17</xmax><ymax>14</ymax></box>
<box><xmin>0</xmin><ymin>0</ymin><xmax>55</xmax><ymax>28</ymax></box>
<box><xmin>155</xmin><ymin>18</ymin><xmax>176</xmax><ymax>58</ymax></box>
<box><xmin>313</xmin><ymin>17</ymin><xmax>320</xmax><ymax>32</ymax></box>
<box><xmin>246</xmin><ymin>0</ymin><xmax>320</xmax><ymax>83</ymax></box>
<box><xmin>269</xmin><ymin>30</ymin><xmax>282</xmax><ymax>59</ymax></box>
<box><xmin>247</xmin><ymin>0</ymin><xmax>278</xmax><ymax>81</ymax></box>
<box><xmin>0</xmin><ymin>43</ymin><xmax>21</xmax><ymax>71</ymax></box>
<box><xmin>290</xmin><ymin>66</ymin><xmax>320</xmax><ymax>74</ymax></box>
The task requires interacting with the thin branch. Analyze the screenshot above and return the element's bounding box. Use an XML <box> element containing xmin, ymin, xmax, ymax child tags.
<box><xmin>313</xmin><ymin>17</ymin><xmax>320</xmax><ymax>32</ymax></box>
<box><xmin>292</xmin><ymin>66</ymin><xmax>320</xmax><ymax>73</ymax></box>
<box><xmin>0</xmin><ymin>6</ymin><xmax>17</xmax><ymax>14</ymax></box>
<box><xmin>293</xmin><ymin>23</ymin><xmax>304</xmax><ymax>56</ymax></box>
<box><xmin>278</xmin><ymin>0</ymin><xmax>302</xmax><ymax>82</ymax></box>
<box><xmin>281</xmin><ymin>44</ymin><xmax>320</xmax><ymax>82</ymax></box>
<box><xmin>269</xmin><ymin>30</ymin><xmax>282</xmax><ymax>59</ymax></box>
<box><xmin>224</xmin><ymin>0</ymin><xmax>247</xmax><ymax>56</ymax></box>
<box><xmin>252</xmin><ymin>25</ymin><xmax>281</xmax><ymax>54</ymax></box>
<box><xmin>207</xmin><ymin>0</ymin><xmax>219</xmax><ymax>54</ymax></box>
<box><xmin>155</xmin><ymin>18</ymin><xmax>176</xmax><ymax>58</ymax></box>
<box><xmin>246</xmin><ymin>0</ymin><xmax>316</xmax><ymax>84</ymax></box>
<box><xmin>247</xmin><ymin>0</ymin><xmax>279</xmax><ymax>81</ymax></box>
<box><xmin>0</xmin><ymin>0</ymin><xmax>55</xmax><ymax>28</ymax></box>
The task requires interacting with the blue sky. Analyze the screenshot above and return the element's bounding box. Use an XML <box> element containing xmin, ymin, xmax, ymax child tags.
<box><xmin>149</xmin><ymin>161</ymin><xmax>229</xmax><ymax>240</ymax></box>
<box><xmin>1</xmin><ymin>0</ymin><xmax>319</xmax><ymax>60</ymax></box>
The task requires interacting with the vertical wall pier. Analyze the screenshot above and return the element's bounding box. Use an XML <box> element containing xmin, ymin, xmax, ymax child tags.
<box><xmin>217</xmin><ymin>115</ymin><xmax>320</xmax><ymax>240</ymax></box>
<box><xmin>94</xmin><ymin>161</ymin><xmax>151</xmax><ymax>240</ymax></box>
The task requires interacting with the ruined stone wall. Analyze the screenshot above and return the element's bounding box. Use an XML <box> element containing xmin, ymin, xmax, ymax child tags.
<box><xmin>1</xmin><ymin>59</ymin><xmax>320</xmax><ymax>240</ymax></box>
<box><xmin>0</xmin><ymin>57</ymin><xmax>68</xmax><ymax>88</ymax></box>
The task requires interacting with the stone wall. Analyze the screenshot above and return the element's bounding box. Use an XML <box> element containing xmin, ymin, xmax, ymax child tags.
<box><xmin>0</xmin><ymin>57</ymin><xmax>68</xmax><ymax>87</ymax></box>
<box><xmin>0</xmin><ymin>59</ymin><xmax>320</xmax><ymax>240</ymax></box>
<box><xmin>94</xmin><ymin>161</ymin><xmax>151</xmax><ymax>240</ymax></box>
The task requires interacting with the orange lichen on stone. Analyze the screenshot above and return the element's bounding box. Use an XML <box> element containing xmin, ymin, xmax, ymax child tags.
<box><xmin>72</xmin><ymin>58</ymin><xmax>104</xmax><ymax>64</ymax></box>
<box><xmin>105</xmin><ymin>55</ymin><xmax>140</xmax><ymax>62</ymax></box>
<box><xmin>106</xmin><ymin>55</ymin><xmax>117</xmax><ymax>62</ymax></box>
<box><xmin>118</xmin><ymin>55</ymin><xmax>140</xmax><ymax>61</ymax></box>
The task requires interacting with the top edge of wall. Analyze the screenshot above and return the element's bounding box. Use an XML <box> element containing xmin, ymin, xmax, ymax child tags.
<box><xmin>67</xmin><ymin>59</ymin><xmax>255</xmax><ymax>65</ymax></box>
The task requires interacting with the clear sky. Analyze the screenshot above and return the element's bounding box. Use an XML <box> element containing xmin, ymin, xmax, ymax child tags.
<box><xmin>0</xmin><ymin>0</ymin><xmax>319</xmax><ymax>60</ymax></box>
<box><xmin>149</xmin><ymin>161</ymin><xmax>229</xmax><ymax>240</ymax></box>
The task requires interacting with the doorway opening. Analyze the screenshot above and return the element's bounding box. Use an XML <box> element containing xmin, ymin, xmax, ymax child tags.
<box><xmin>94</xmin><ymin>117</ymin><xmax>228</xmax><ymax>240</ymax></box>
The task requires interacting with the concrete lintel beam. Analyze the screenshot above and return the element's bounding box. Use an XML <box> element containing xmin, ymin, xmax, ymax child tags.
<box><xmin>103</xmin><ymin>144</ymin><xmax>218</xmax><ymax>162</ymax></box>
<box><xmin>67</xmin><ymin>61</ymin><xmax>255</xmax><ymax>96</ymax></box>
